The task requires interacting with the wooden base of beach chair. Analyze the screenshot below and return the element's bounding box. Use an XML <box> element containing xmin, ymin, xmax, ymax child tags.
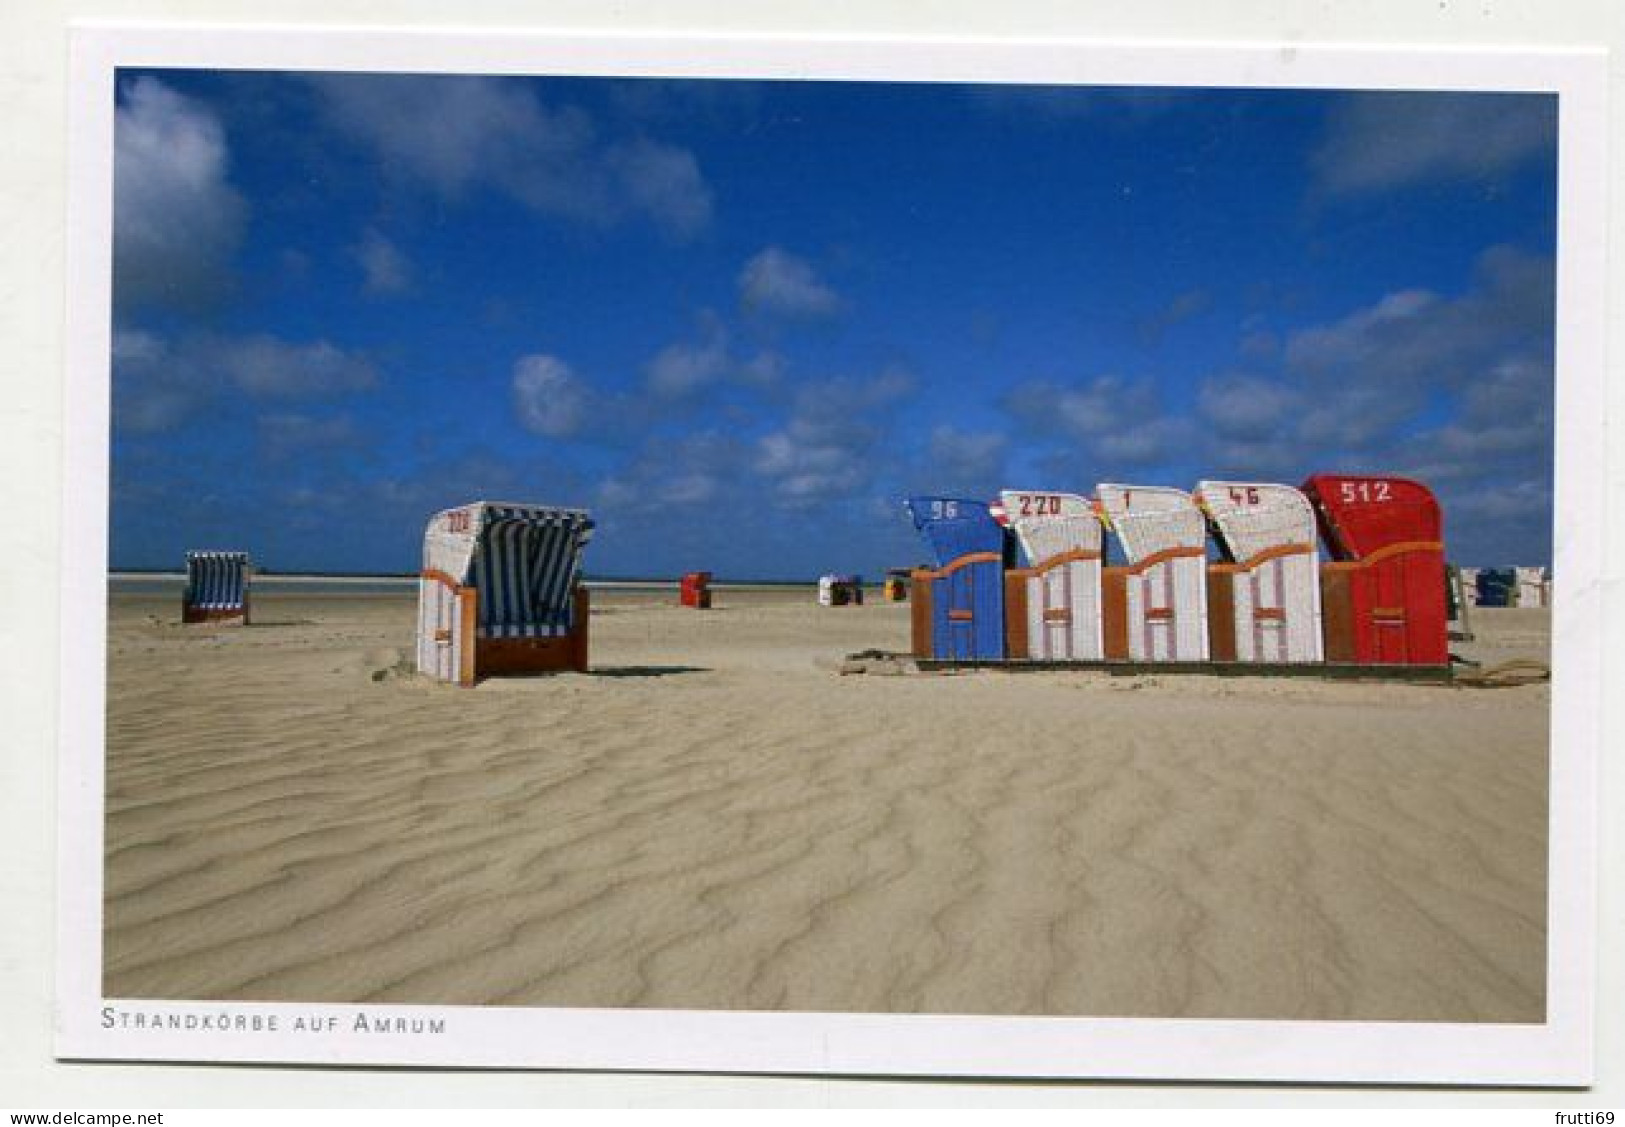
<box><xmin>907</xmin><ymin>555</ymin><xmax>1004</xmax><ymax>660</ymax></box>
<box><xmin>181</xmin><ymin>604</ymin><xmax>248</xmax><ymax>625</ymax></box>
<box><xmin>474</xmin><ymin>586</ymin><xmax>591</xmax><ymax>680</ymax></box>
<box><xmin>1101</xmin><ymin>567</ymin><xmax>1129</xmax><ymax>660</ymax></box>
<box><xmin>1206</xmin><ymin>569</ymin><xmax>1238</xmax><ymax>662</ymax></box>
<box><xmin>913</xmin><ymin>657</ymin><xmax>1452</xmax><ymax>682</ymax></box>
<box><xmin>1318</xmin><ymin>550</ymin><xmax>1447</xmax><ymax>665</ymax></box>
<box><xmin>909</xmin><ymin>570</ymin><xmax>933</xmax><ymax>658</ymax></box>
<box><xmin>1003</xmin><ymin>571</ymin><xmax>1029</xmax><ymax>658</ymax></box>
<box><xmin>1319</xmin><ymin>566</ymin><xmax>1358</xmax><ymax>663</ymax></box>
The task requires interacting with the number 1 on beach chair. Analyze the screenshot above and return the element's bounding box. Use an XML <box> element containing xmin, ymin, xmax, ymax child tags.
<box><xmin>1095</xmin><ymin>485</ymin><xmax>1210</xmax><ymax>663</ymax></box>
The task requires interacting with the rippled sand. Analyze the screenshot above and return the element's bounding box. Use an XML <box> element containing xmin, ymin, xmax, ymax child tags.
<box><xmin>102</xmin><ymin>589</ymin><xmax>1549</xmax><ymax>1021</ymax></box>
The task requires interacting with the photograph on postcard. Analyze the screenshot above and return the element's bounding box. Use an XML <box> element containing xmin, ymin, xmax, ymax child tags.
<box><xmin>98</xmin><ymin>66</ymin><xmax>1559</xmax><ymax>1026</ymax></box>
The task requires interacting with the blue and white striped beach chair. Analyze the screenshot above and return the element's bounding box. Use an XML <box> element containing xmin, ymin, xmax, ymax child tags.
<box><xmin>182</xmin><ymin>551</ymin><xmax>252</xmax><ymax>624</ymax></box>
<box><xmin>416</xmin><ymin>502</ymin><xmax>595</xmax><ymax>685</ymax></box>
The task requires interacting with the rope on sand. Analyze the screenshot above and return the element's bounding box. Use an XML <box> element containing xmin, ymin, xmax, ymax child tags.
<box><xmin>1452</xmin><ymin>659</ymin><xmax>1550</xmax><ymax>688</ymax></box>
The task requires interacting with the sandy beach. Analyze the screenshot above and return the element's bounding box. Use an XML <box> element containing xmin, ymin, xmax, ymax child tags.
<box><xmin>102</xmin><ymin>586</ymin><xmax>1550</xmax><ymax>1021</ymax></box>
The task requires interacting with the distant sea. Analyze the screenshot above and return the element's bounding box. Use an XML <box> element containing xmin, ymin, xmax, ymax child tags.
<box><xmin>109</xmin><ymin>573</ymin><xmax>832</xmax><ymax>595</ymax></box>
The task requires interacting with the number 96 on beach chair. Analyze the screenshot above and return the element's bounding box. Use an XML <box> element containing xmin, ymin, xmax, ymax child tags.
<box><xmin>905</xmin><ymin>496</ymin><xmax>1007</xmax><ymax>661</ymax></box>
<box><xmin>416</xmin><ymin>502</ymin><xmax>595</xmax><ymax>686</ymax></box>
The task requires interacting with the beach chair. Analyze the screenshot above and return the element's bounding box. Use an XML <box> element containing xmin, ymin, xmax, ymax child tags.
<box><xmin>883</xmin><ymin>569</ymin><xmax>911</xmax><ymax>602</ymax></box>
<box><xmin>1301</xmin><ymin>474</ymin><xmax>1448</xmax><ymax>666</ymax></box>
<box><xmin>1095</xmin><ymin>485</ymin><xmax>1210</xmax><ymax>662</ymax></box>
<box><xmin>416</xmin><ymin>501</ymin><xmax>594</xmax><ymax>685</ymax></box>
<box><xmin>182</xmin><ymin>551</ymin><xmax>252</xmax><ymax>625</ymax></box>
<box><xmin>1445</xmin><ymin>564</ymin><xmax>1476</xmax><ymax>642</ymax></box>
<box><xmin>1458</xmin><ymin>566</ymin><xmax>1481</xmax><ymax>606</ymax></box>
<box><xmin>1513</xmin><ymin>566</ymin><xmax>1548</xmax><ymax>608</ymax></box>
<box><xmin>679</xmin><ymin>571</ymin><xmax>712</xmax><ymax>609</ymax></box>
<box><xmin>1475</xmin><ymin>568</ymin><xmax>1515</xmax><ymax>608</ymax></box>
<box><xmin>995</xmin><ymin>490</ymin><xmax>1104</xmax><ymax>661</ymax></box>
<box><xmin>818</xmin><ymin>574</ymin><xmax>856</xmax><ymax>606</ymax></box>
<box><xmin>905</xmin><ymin>496</ymin><xmax>1007</xmax><ymax>661</ymax></box>
<box><xmin>1195</xmin><ymin>481</ymin><xmax>1323</xmax><ymax>664</ymax></box>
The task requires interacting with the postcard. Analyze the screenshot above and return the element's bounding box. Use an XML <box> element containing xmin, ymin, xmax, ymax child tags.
<box><xmin>57</xmin><ymin>23</ymin><xmax>1605</xmax><ymax>1083</ymax></box>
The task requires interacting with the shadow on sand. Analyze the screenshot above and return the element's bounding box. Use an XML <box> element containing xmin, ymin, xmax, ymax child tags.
<box><xmin>586</xmin><ymin>665</ymin><xmax>710</xmax><ymax>678</ymax></box>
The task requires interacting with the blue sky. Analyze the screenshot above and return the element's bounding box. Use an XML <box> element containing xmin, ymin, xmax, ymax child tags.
<box><xmin>110</xmin><ymin>72</ymin><xmax>1557</xmax><ymax>577</ymax></box>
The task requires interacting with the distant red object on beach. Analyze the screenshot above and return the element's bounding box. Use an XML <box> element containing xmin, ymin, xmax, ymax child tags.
<box><xmin>679</xmin><ymin>571</ymin><xmax>713</xmax><ymax>609</ymax></box>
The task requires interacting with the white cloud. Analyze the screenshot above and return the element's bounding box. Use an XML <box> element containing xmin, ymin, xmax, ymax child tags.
<box><xmin>646</xmin><ymin>325</ymin><xmax>731</xmax><ymax>399</ymax></box>
<box><xmin>608</xmin><ymin>139</ymin><xmax>714</xmax><ymax>240</ymax></box>
<box><xmin>354</xmin><ymin>228</ymin><xmax>413</xmax><ymax>296</ymax></box>
<box><xmin>218</xmin><ymin>336</ymin><xmax>379</xmax><ymax>398</ymax></box>
<box><xmin>1312</xmin><ymin>92</ymin><xmax>1555</xmax><ymax>196</ymax></box>
<box><xmin>1195</xmin><ymin>250</ymin><xmax>1553</xmax><ymax>562</ymax></box>
<box><xmin>1138</xmin><ymin>288</ymin><xmax>1213</xmax><ymax>343</ymax></box>
<box><xmin>114</xmin><ymin>77</ymin><xmax>247</xmax><ymax>311</ymax></box>
<box><xmin>596</xmin><ymin>432</ymin><xmax>747</xmax><ymax>513</ymax></box>
<box><xmin>258</xmin><ymin>412</ymin><xmax>360</xmax><ymax>459</ymax></box>
<box><xmin>1196</xmin><ymin>373</ymin><xmax>1301</xmax><ymax>441</ymax></box>
<box><xmin>752</xmin><ymin>369</ymin><xmax>914</xmax><ymax>503</ymax></box>
<box><xmin>1093</xmin><ymin>417</ymin><xmax>1199</xmax><ymax>466</ymax></box>
<box><xmin>113</xmin><ymin>329</ymin><xmax>379</xmax><ymax>433</ymax></box>
<box><xmin>512</xmin><ymin>354</ymin><xmax>589</xmax><ymax>438</ymax></box>
<box><xmin>643</xmin><ymin>317</ymin><xmax>786</xmax><ymax>401</ymax></box>
<box><xmin>112</xmin><ymin>329</ymin><xmax>193</xmax><ymax>433</ymax></box>
<box><xmin>306</xmin><ymin>74</ymin><xmax>713</xmax><ymax>238</ymax></box>
<box><xmin>1003</xmin><ymin>373</ymin><xmax>1190</xmax><ymax>467</ymax></box>
<box><xmin>1283</xmin><ymin>248</ymin><xmax>1554</xmax><ymax>399</ymax></box>
<box><xmin>737</xmin><ymin>350</ymin><xmax>786</xmax><ymax>387</ymax></box>
<box><xmin>739</xmin><ymin>247</ymin><xmax>843</xmax><ymax>318</ymax></box>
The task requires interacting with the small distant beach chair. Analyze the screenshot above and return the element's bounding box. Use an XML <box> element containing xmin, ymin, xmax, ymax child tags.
<box><xmin>1445</xmin><ymin>564</ymin><xmax>1476</xmax><ymax>643</ymax></box>
<box><xmin>1301</xmin><ymin>474</ymin><xmax>1448</xmax><ymax>666</ymax></box>
<box><xmin>883</xmin><ymin>568</ymin><xmax>912</xmax><ymax>602</ymax></box>
<box><xmin>819</xmin><ymin>574</ymin><xmax>863</xmax><ymax>606</ymax></box>
<box><xmin>182</xmin><ymin>550</ymin><xmax>252</xmax><ymax>625</ymax></box>
<box><xmin>995</xmin><ymin>490</ymin><xmax>1104</xmax><ymax>661</ymax></box>
<box><xmin>1095</xmin><ymin>485</ymin><xmax>1209</xmax><ymax>662</ymax></box>
<box><xmin>905</xmin><ymin>496</ymin><xmax>1007</xmax><ymax>661</ymax></box>
<box><xmin>1458</xmin><ymin>566</ymin><xmax>1481</xmax><ymax>606</ymax></box>
<box><xmin>416</xmin><ymin>501</ymin><xmax>594</xmax><ymax>686</ymax></box>
<box><xmin>1513</xmin><ymin>566</ymin><xmax>1548</xmax><ymax>608</ymax></box>
<box><xmin>1475</xmin><ymin>567</ymin><xmax>1516</xmax><ymax>608</ymax></box>
<box><xmin>1195</xmin><ymin>481</ymin><xmax>1323</xmax><ymax>664</ymax></box>
<box><xmin>679</xmin><ymin>571</ymin><xmax>712</xmax><ymax>609</ymax></box>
